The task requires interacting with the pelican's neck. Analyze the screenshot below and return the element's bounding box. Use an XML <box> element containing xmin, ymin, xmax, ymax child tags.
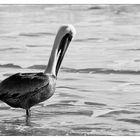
<box><xmin>44</xmin><ymin>25</ymin><xmax>75</xmax><ymax>77</ymax></box>
<box><xmin>44</xmin><ymin>34</ymin><xmax>62</xmax><ymax>76</ymax></box>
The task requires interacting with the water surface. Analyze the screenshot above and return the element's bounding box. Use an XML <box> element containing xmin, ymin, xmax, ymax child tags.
<box><xmin>0</xmin><ymin>5</ymin><xmax>140</xmax><ymax>135</ymax></box>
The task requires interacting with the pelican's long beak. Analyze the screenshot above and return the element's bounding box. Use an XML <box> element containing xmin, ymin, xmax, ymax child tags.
<box><xmin>55</xmin><ymin>33</ymin><xmax>72</xmax><ymax>76</ymax></box>
<box><xmin>55</xmin><ymin>25</ymin><xmax>76</xmax><ymax>76</ymax></box>
<box><xmin>45</xmin><ymin>25</ymin><xmax>76</xmax><ymax>76</ymax></box>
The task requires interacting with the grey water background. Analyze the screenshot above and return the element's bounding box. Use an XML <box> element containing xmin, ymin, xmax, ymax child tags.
<box><xmin>0</xmin><ymin>4</ymin><xmax>140</xmax><ymax>136</ymax></box>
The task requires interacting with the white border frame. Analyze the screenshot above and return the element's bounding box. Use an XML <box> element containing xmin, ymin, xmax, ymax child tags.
<box><xmin>0</xmin><ymin>0</ymin><xmax>139</xmax><ymax>4</ymax></box>
<box><xmin>0</xmin><ymin>1</ymin><xmax>140</xmax><ymax>139</ymax></box>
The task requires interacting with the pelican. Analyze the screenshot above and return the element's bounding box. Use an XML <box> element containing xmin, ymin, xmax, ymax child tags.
<box><xmin>0</xmin><ymin>25</ymin><xmax>76</xmax><ymax>116</ymax></box>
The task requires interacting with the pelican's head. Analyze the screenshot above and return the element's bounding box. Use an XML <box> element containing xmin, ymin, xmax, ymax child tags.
<box><xmin>46</xmin><ymin>25</ymin><xmax>76</xmax><ymax>77</ymax></box>
<box><xmin>56</xmin><ymin>25</ymin><xmax>76</xmax><ymax>40</ymax></box>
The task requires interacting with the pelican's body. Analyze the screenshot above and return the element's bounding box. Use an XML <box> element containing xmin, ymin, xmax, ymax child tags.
<box><xmin>0</xmin><ymin>73</ymin><xmax>56</xmax><ymax>109</ymax></box>
<box><xmin>0</xmin><ymin>25</ymin><xmax>76</xmax><ymax>116</ymax></box>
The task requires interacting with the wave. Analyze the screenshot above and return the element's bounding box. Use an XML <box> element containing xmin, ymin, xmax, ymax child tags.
<box><xmin>74</xmin><ymin>37</ymin><xmax>101</xmax><ymax>42</ymax></box>
<box><xmin>57</xmin><ymin>86</ymin><xmax>77</xmax><ymax>90</ymax></box>
<box><xmin>2</xmin><ymin>64</ymin><xmax>140</xmax><ymax>76</ymax></box>
<box><xmin>19</xmin><ymin>32</ymin><xmax>55</xmax><ymax>37</ymax></box>
<box><xmin>126</xmin><ymin>49</ymin><xmax>140</xmax><ymax>51</ymax></box>
<box><xmin>98</xmin><ymin>110</ymin><xmax>138</xmax><ymax>118</ymax></box>
<box><xmin>27</xmin><ymin>65</ymin><xmax>46</xmax><ymax>70</ymax></box>
<box><xmin>74</xmin><ymin>37</ymin><xmax>123</xmax><ymax>43</ymax></box>
<box><xmin>108</xmin><ymin>80</ymin><xmax>128</xmax><ymax>83</ymax></box>
<box><xmin>26</xmin><ymin>45</ymin><xmax>47</xmax><ymax>48</ymax></box>
<box><xmin>0</xmin><ymin>48</ymin><xmax>21</xmax><ymax>51</ymax></box>
<box><xmin>46</xmin><ymin>103</ymin><xmax>74</xmax><ymax>107</ymax></box>
<box><xmin>88</xmin><ymin>5</ymin><xmax>106</xmax><ymax>10</ymax></box>
<box><xmin>84</xmin><ymin>101</ymin><xmax>107</xmax><ymax>106</ymax></box>
<box><xmin>49</xmin><ymin>110</ymin><xmax>93</xmax><ymax>117</ymax></box>
<box><xmin>0</xmin><ymin>63</ymin><xmax>22</xmax><ymax>69</ymax></box>
<box><xmin>117</xmin><ymin>118</ymin><xmax>140</xmax><ymax>125</ymax></box>
<box><xmin>61</xmin><ymin>67</ymin><xmax>140</xmax><ymax>75</ymax></box>
<box><xmin>134</xmin><ymin>59</ymin><xmax>140</xmax><ymax>62</ymax></box>
<box><xmin>60</xmin><ymin>100</ymin><xmax>77</xmax><ymax>104</ymax></box>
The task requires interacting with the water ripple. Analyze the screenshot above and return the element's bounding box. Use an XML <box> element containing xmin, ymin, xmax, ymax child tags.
<box><xmin>117</xmin><ymin>118</ymin><xmax>140</xmax><ymax>125</ymax></box>
<box><xmin>61</xmin><ymin>67</ymin><xmax>140</xmax><ymax>75</ymax></box>
<box><xmin>98</xmin><ymin>110</ymin><xmax>139</xmax><ymax>118</ymax></box>
<box><xmin>0</xmin><ymin>63</ymin><xmax>22</xmax><ymax>69</ymax></box>
<box><xmin>19</xmin><ymin>32</ymin><xmax>55</xmax><ymax>37</ymax></box>
<box><xmin>84</xmin><ymin>101</ymin><xmax>107</xmax><ymax>106</ymax></box>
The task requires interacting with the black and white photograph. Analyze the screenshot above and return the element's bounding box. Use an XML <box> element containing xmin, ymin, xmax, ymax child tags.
<box><xmin>0</xmin><ymin>3</ymin><xmax>140</xmax><ymax>136</ymax></box>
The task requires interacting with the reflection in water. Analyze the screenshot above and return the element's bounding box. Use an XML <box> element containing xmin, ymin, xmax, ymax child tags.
<box><xmin>25</xmin><ymin>116</ymin><xmax>31</xmax><ymax>126</ymax></box>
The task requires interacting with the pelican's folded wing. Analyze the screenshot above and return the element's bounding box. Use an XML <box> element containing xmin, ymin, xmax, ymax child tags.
<box><xmin>0</xmin><ymin>73</ymin><xmax>49</xmax><ymax>99</ymax></box>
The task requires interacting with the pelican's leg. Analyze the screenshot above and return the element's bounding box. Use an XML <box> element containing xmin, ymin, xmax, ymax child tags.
<box><xmin>26</xmin><ymin>109</ymin><xmax>31</xmax><ymax>117</ymax></box>
<box><xmin>25</xmin><ymin>109</ymin><xmax>31</xmax><ymax>126</ymax></box>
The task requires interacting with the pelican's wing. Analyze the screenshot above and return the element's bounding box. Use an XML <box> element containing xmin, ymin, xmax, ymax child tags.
<box><xmin>0</xmin><ymin>73</ymin><xmax>49</xmax><ymax>98</ymax></box>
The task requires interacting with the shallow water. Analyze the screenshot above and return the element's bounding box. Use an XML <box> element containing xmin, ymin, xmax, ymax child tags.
<box><xmin>1</xmin><ymin>4</ymin><xmax>140</xmax><ymax>135</ymax></box>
